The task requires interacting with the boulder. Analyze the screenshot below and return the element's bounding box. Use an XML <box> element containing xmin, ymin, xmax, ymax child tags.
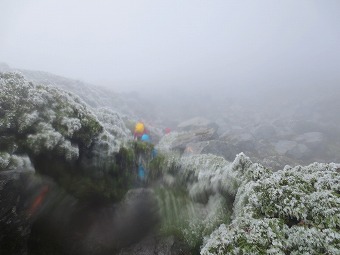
<box><xmin>294</xmin><ymin>132</ymin><xmax>324</xmax><ymax>148</ymax></box>
<box><xmin>252</xmin><ymin>124</ymin><xmax>277</xmax><ymax>140</ymax></box>
<box><xmin>81</xmin><ymin>188</ymin><xmax>159</xmax><ymax>254</ymax></box>
<box><xmin>275</xmin><ymin>140</ymin><xmax>297</xmax><ymax>155</ymax></box>
<box><xmin>0</xmin><ymin>170</ymin><xmax>32</xmax><ymax>255</ymax></box>
<box><xmin>286</xmin><ymin>144</ymin><xmax>310</xmax><ymax>160</ymax></box>
<box><xmin>183</xmin><ymin>140</ymin><xmax>241</xmax><ymax>162</ymax></box>
<box><xmin>177</xmin><ymin>117</ymin><xmax>218</xmax><ymax>133</ymax></box>
<box><xmin>118</xmin><ymin>234</ymin><xmax>192</xmax><ymax>255</ymax></box>
<box><xmin>0</xmin><ymin>169</ymin><xmax>52</xmax><ymax>255</ymax></box>
<box><xmin>159</xmin><ymin>128</ymin><xmax>218</xmax><ymax>153</ymax></box>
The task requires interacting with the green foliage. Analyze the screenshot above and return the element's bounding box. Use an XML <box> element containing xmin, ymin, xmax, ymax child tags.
<box><xmin>148</xmin><ymin>154</ymin><xmax>166</xmax><ymax>181</ymax></box>
<box><xmin>52</xmin><ymin>145</ymin><xmax>137</xmax><ymax>203</ymax></box>
<box><xmin>0</xmin><ymin>72</ymin><xmax>103</xmax><ymax>162</ymax></box>
<box><xmin>0</xmin><ymin>72</ymin><xmax>133</xmax><ymax>204</ymax></box>
<box><xmin>202</xmin><ymin>161</ymin><xmax>340</xmax><ymax>255</ymax></box>
<box><xmin>133</xmin><ymin>140</ymin><xmax>154</xmax><ymax>156</ymax></box>
<box><xmin>155</xmin><ymin>187</ymin><xmax>231</xmax><ymax>251</ymax></box>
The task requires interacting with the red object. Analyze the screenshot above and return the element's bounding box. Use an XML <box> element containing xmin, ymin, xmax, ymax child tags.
<box><xmin>27</xmin><ymin>185</ymin><xmax>49</xmax><ymax>216</ymax></box>
<box><xmin>134</xmin><ymin>132</ymin><xmax>143</xmax><ymax>139</ymax></box>
<box><xmin>165</xmin><ymin>128</ymin><xmax>171</xmax><ymax>134</ymax></box>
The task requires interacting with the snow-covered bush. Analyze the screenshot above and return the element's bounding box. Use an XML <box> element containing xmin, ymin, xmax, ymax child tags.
<box><xmin>157</xmin><ymin>149</ymin><xmax>339</xmax><ymax>254</ymax></box>
<box><xmin>161</xmin><ymin>152</ymin><xmax>270</xmax><ymax>202</ymax></box>
<box><xmin>155</xmin><ymin>153</ymin><xmax>242</xmax><ymax>249</ymax></box>
<box><xmin>0</xmin><ymin>72</ymin><xmax>102</xmax><ymax>164</ymax></box>
<box><xmin>202</xmin><ymin>160</ymin><xmax>340</xmax><ymax>254</ymax></box>
<box><xmin>0</xmin><ymin>152</ymin><xmax>34</xmax><ymax>171</ymax></box>
<box><xmin>0</xmin><ymin>72</ymin><xmax>135</xmax><ymax>202</ymax></box>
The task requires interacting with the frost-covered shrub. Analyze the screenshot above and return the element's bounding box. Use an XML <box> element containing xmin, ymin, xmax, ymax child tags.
<box><xmin>156</xmin><ymin>154</ymin><xmax>255</xmax><ymax>249</ymax></box>
<box><xmin>0</xmin><ymin>152</ymin><xmax>34</xmax><ymax>172</ymax></box>
<box><xmin>202</xmin><ymin>160</ymin><xmax>340</xmax><ymax>254</ymax></box>
<box><xmin>0</xmin><ymin>72</ymin><xmax>102</xmax><ymax>163</ymax></box>
<box><xmin>95</xmin><ymin>108</ymin><xmax>131</xmax><ymax>141</ymax></box>
<box><xmin>0</xmin><ymin>72</ymin><xmax>136</xmax><ymax>202</ymax></box>
<box><xmin>158</xmin><ymin>148</ymin><xmax>339</xmax><ymax>254</ymax></box>
<box><xmin>91</xmin><ymin>108</ymin><xmax>131</xmax><ymax>157</ymax></box>
<box><xmin>156</xmin><ymin>187</ymin><xmax>230</xmax><ymax>251</ymax></box>
<box><xmin>201</xmin><ymin>218</ymin><xmax>288</xmax><ymax>255</ymax></box>
<box><xmin>162</xmin><ymin>152</ymin><xmax>271</xmax><ymax>203</ymax></box>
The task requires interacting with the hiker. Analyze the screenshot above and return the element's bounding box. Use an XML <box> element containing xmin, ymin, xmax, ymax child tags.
<box><xmin>165</xmin><ymin>127</ymin><xmax>171</xmax><ymax>134</ymax></box>
<box><xmin>141</xmin><ymin>133</ymin><xmax>151</xmax><ymax>143</ymax></box>
<box><xmin>134</xmin><ymin>121</ymin><xmax>145</xmax><ymax>140</ymax></box>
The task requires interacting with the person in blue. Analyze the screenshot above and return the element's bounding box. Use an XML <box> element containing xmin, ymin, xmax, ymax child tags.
<box><xmin>138</xmin><ymin>133</ymin><xmax>150</xmax><ymax>183</ymax></box>
<box><xmin>141</xmin><ymin>133</ymin><xmax>151</xmax><ymax>143</ymax></box>
<box><xmin>141</xmin><ymin>133</ymin><xmax>157</xmax><ymax>158</ymax></box>
<box><xmin>138</xmin><ymin>164</ymin><xmax>145</xmax><ymax>181</ymax></box>
<box><xmin>137</xmin><ymin>133</ymin><xmax>157</xmax><ymax>184</ymax></box>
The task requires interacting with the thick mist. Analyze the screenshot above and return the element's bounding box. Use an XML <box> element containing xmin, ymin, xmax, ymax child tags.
<box><xmin>1</xmin><ymin>0</ymin><xmax>340</xmax><ymax>132</ymax></box>
<box><xmin>1</xmin><ymin>2</ymin><xmax>340</xmax><ymax>254</ymax></box>
<box><xmin>1</xmin><ymin>0</ymin><xmax>340</xmax><ymax>94</ymax></box>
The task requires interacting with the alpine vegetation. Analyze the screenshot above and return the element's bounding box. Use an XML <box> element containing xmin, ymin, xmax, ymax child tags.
<box><xmin>156</xmin><ymin>132</ymin><xmax>339</xmax><ymax>254</ymax></box>
<box><xmin>1</xmin><ymin>71</ymin><xmax>339</xmax><ymax>254</ymax></box>
<box><xmin>200</xmin><ymin>156</ymin><xmax>340</xmax><ymax>254</ymax></box>
<box><xmin>0</xmin><ymin>72</ymin><xmax>102</xmax><ymax>165</ymax></box>
<box><xmin>0</xmin><ymin>72</ymin><xmax>136</xmax><ymax>203</ymax></box>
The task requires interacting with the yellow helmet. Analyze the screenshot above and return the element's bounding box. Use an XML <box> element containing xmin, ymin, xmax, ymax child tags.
<box><xmin>134</xmin><ymin>122</ymin><xmax>145</xmax><ymax>134</ymax></box>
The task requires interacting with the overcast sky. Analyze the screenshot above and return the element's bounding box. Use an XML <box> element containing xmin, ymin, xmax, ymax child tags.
<box><xmin>0</xmin><ymin>0</ymin><xmax>339</xmax><ymax>92</ymax></box>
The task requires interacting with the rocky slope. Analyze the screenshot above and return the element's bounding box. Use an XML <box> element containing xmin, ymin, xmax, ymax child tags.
<box><xmin>0</xmin><ymin>72</ymin><xmax>156</xmax><ymax>254</ymax></box>
<box><xmin>1</xmin><ymin>65</ymin><xmax>339</xmax><ymax>254</ymax></box>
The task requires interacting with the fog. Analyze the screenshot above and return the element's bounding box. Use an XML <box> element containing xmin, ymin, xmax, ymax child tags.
<box><xmin>1</xmin><ymin>0</ymin><xmax>339</xmax><ymax>95</ymax></box>
<box><xmin>2</xmin><ymin>2</ymin><xmax>340</xmax><ymax>254</ymax></box>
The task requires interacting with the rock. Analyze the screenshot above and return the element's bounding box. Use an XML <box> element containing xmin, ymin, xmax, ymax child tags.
<box><xmin>274</xmin><ymin>140</ymin><xmax>314</xmax><ymax>161</ymax></box>
<box><xmin>159</xmin><ymin>128</ymin><xmax>218</xmax><ymax>153</ymax></box>
<box><xmin>0</xmin><ymin>169</ymin><xmax>50</xmax><ymax>255</ymax></box>
<box><xmin>177</xmin><ymin>117</ymin><xmax>218</xmax><ymax>133</ymax></box>
<box><xmin>183</xmin><ymin>140</ymin><xmax>239</xmax><ymax>162</ymax></box>
<box><xmin>290</xmin><ymin>120</ymin><xmax>322</xmax><ymax>134</ymax></box>
<box><xmin>286</xmin><ymin>144</ymin><xmax>310</xmax><ymax>160</ymax></box>
<box><xmin>229</xmin><ymin>133</ymin><xmax>256</xmax><ymax>153</ymax></box>
<box><xmin>252</xmin><ymin>124</ymin><xmax>277</xmax><ymax>140</ymax></box>
<box><xmin>81</xmin><ymin>188</ymin><xmax>159</xmax><ymax>254</ymax></box>
<box><xmin>275</xmin><ymin>140</ymin><xmax>298</xmax><ymax>155</ymax></box>
<box><xmin>119</xmin><ymin>234</ymin><xmax>193</xmax><ymax>255</ymax></box>
<box><xmin>0</xmin><ymin>170</ymin><xmax>31</xmax><ymax>255</ymax></box>
<box><xmin>295</xmin><ymin>132</ymin><xmax>324</xmax><ymax>147</ymax></box>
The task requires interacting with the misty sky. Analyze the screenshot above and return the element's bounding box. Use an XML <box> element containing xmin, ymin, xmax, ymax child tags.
<box><xmin>1</xmin><ymin>0</ymin><xmax>339</xmax><ymax>92</ymax></box>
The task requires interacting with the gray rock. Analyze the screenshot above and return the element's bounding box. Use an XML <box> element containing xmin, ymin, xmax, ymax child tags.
<box><xmin>0</xmin><ymin>170</ymin><xmax>43</xmax><ymax>255</ymax></box>
<box><xmin>82</xmin><ymin>188</ymin><xmax>159</xmax><ymax>254</ymax></box>
<box><xmin>170</xmin><ymin>128</ymin><xmax>219</xmax><ymax>152</ymax></box>
<box><xmin>295</xmin><ymin>132</ymin><xmax>324</xmax><ymax>146</ymax></box>
<box><xmin>119</xmin><ymin>234</ymin><xmax>193</xmax><ymax>255</ymax></box>
<box><xmin>275</xmin><ymin>140</ymin><xmax>297</xmax><ymax>155</ymax></box>
<box><xmin>252</xmin><ymin>124</ymin><xmax>277</xmax><ymax>140</ymax></box>
<box><xmin>290</xmin><ymin>120</ymin><xmax>322</xmax><ymax>134</ymax></box>
<box><xmin>183</xmin><ymin>140</ymin><xmax>238</xmax><ymax>161</ymax></box>
<box><xmin>286</xmin><ymin>144</ymin><xmax>310</xmax><ymax>160</ymax></box>
<box><xmin>177</xmin><ymin>117</ymin><xmax>218</xmax><ymax>133</ymax></box>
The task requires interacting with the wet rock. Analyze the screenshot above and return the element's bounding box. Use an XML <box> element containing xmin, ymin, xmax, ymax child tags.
<box><xmin>183</xmin><ymin>140</ymin><xmax>239</xmax><ymax>162</ymax></box>
<box><xmin>290</xmin><ymin>120</ymin><xmax>322</xmax><ymax>134</ymax></box>
<box><xmin>294</xmin><ymin>132</ymin><xmax>324</xmax><ymax>148</ymax></box>
<box><xmin>119</xmin><ymin>234</ymin><xmax>193</xmax><ymax>255</ymax></box>
<box><xmin>286</xmin><ymin>144</ymin><xmax>310</xmax><ymax>160</ymax></box>
<box><xmin>161</xmin><ymin>128</ymin><xmax>218</xmax><ymax>153</ymax></box>
<box><xmin>177</xmin><ymin>117</ymin><xmax>218</xmax><ymax>133</ymax></box>
<box><xmin>252</xmin><ymin>124</ymin><xmax>277</xmax><ymax>140</ymax></box>
<box><xmin>0</xmin><ymin>169</ymin><xmax>45</xmax><ymax>255</ymax></box>
<box><xmin>81</xmin><ymin>188</ymin><xmax>159</xmax><ymax>254</ymax></box>
<box><xmin>275</xmin><ymin>140</ymin><xmax>298</xmax><ymax>155</ymax></box>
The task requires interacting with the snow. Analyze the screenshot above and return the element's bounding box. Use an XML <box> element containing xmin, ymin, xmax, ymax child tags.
<box><xmin>0</xmin><ymin>72</ymin><xmax>131</xmax><ymax>171</ymax></box>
